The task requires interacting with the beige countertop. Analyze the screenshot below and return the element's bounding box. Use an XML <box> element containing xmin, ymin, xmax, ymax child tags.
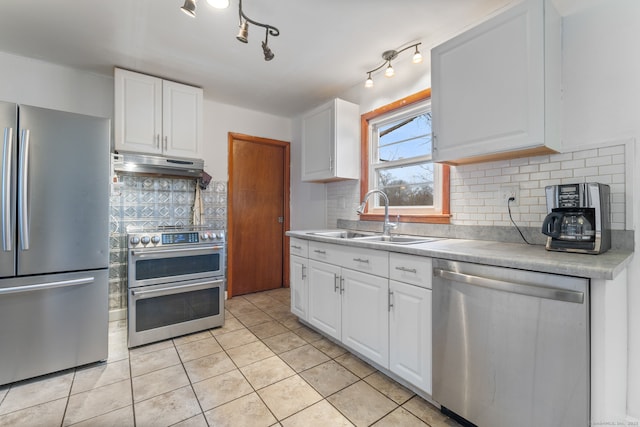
<box><xmin>287</xmin><ymin>229</ymin><xmax>633</xmax><ymax>281</ymax></box>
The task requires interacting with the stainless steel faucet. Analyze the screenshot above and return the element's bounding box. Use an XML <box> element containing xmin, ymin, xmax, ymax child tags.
<box><xmin>356</xmin><ymin>189</ymin><xmax>397</xmax><ymax>237</ymax></box>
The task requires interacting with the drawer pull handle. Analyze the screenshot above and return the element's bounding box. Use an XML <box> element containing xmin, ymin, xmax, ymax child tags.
<box><xmin>314</xmin><ymin>249</ymin><xmax>326</xmax><ymax>255</ymax></box>
<box><xmin>353</xmin><ymin>258</ymin><xmax>369</xmax><ymax>263</ymax></box>
<box><xmin>395</xmin><ymin>266</ymin><xmax>417</xmax><ymax>274</ymax></box>
<box><xmin>292</xmin><ymin>245</ymin><xmax>302</xmax><ymax>250</ymax></box>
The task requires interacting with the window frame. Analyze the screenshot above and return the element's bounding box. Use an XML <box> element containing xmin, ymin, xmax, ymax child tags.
<box><xmin>359</xmin><ymin>89</ymin><xmax>450</xmax><ymax>224</ymax></box>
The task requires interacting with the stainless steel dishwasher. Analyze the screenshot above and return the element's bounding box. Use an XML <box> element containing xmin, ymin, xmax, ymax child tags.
<box><xmin>432</xmin><ymin>259</ymin><xmax>589</xmax><ymax>427</ymax></box>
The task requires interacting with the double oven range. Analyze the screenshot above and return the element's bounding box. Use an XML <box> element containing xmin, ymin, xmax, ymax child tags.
<box><xmin>127</xmin><ymin>226</ymin><xmax>225</xmax><ymax>348</ymax></box>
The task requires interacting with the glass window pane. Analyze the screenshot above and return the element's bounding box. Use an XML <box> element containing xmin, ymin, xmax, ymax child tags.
<box><xmin>378</xmin><ymin>135</ymin><xmax>431</xmax><ymax>162</ymax></box>
<box><xmin>376</xmin><ymin>163</ymin><xmax>434</xmax><ymax>207</ymax></box>
<box><xmin>376</xmin><ymin>113</ymin><xmax>432</xmax><ymax>163</ymax></box>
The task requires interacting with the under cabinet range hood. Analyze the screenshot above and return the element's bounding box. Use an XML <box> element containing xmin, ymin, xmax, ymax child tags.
<box><xmin>112</xmin><ymin>152</ymin><xmax>204</xmax><ymax>178</ymax></box>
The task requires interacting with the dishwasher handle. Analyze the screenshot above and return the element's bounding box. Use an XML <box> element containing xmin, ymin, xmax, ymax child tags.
<box><xmin>433</xmin><ymin>268</ymin><xmax>584</xmax><ymax>304</ymax></box>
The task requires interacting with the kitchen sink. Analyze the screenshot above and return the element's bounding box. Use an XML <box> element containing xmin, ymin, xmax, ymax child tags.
<box><xmin>308</xmin><ymin>230</ymin><xmax>439</xmax><ymax>245</ymax></box>
<box><xmin>354</xmin><ymin>235</ymin><xmax>440</xmax><ymax>245</ymax></box>
<box><xmin>308</xmin><ymin>231</ymin><xmax>374</xmax><ymax>239</ymax></box>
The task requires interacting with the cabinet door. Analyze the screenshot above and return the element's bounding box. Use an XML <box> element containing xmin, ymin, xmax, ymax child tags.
<box><xmin>389</xmin><ymin>280</ymin><xmax>432</xmax><ymax>394</ymax></box>
<box><xmin>162</xmin><ymin>80</ymin><xmax>203</xmax><ymax>158</ymax></box>
<box><xmin>341</xmin><ymin>269</ymin><xmax>389</xmax><ymax>368</ymax></box>
<box><xmin>308</xmin><ymin>260</ymin><xmax>342</xmax><ymax>340</ymax></box>
<box><xmin>290</xmin><ymin>255</ymin><xmax>308</xmax><ymax>320</ymax></box>
<box><xmin>301</xmin><ymin>102</ymin><xmax>334</xmax><ymax>181</ymax></box>
<box><xmin>431</xmin><ymin>0</ymin><xmax>554</xmax><ymax>164</ymax></box>
<box><xmin>114</xmin><ymin>68</ymin><xmax>163</xmax><ymax>154</ymax></box>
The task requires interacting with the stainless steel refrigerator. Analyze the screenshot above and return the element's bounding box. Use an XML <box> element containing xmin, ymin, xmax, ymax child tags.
<box><xmin>1</xmin><ymin>102</ymin><xmax>110</xmax><ymax>386</ymax></box>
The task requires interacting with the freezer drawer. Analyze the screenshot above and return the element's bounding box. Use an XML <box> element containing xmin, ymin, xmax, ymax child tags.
<box><xmin>0</xmin><ymin>269</ymin><xmax>108</xmax><ymax>386</ymax></box>
<box><xmin>432</xmin><ymin>259</ymin><xmax>589</xmax><ymax>427</ymax></box>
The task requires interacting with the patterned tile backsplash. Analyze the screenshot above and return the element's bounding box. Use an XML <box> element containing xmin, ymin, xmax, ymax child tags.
<box><xmin>108</xmin><ymin>173</ymin><xmax>228</xmax><ymax>312</ymax></box>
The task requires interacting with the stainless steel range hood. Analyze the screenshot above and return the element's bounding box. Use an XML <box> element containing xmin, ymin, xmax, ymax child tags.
<box><xmin>112</xmin><ymin>152</ymin><xmax>204</xmax><ymax>178</ymax></box>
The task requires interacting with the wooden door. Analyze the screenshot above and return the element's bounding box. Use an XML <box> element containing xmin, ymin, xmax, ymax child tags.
<box><xmin>228</xmin><ymin>133</ymin><xmax>290</xmax><ymax>297</ymax></box>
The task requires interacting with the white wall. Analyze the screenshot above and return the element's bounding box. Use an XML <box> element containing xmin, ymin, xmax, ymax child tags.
<box><xmin>561</xmin><ymin>1</ymin><xmax>640</xmax><ymax>419</ymax></box>
<box><xmin>201</xmin><ymin>99</ymin><xmax>292</xmax><ymax>182</ymax></box>
<box><xmin>0</xmin><ymin>51</ymin><xmax>113</xmax><ymax>118</ymax></box>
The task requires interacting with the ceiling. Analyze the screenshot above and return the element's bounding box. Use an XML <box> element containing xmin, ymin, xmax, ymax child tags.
<box><xmin>0</xmin><ymin>0</ymin><xmax>591</xmax><ymax>118</ymax></box>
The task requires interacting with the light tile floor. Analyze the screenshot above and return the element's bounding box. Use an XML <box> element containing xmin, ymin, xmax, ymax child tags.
<box><xmin>0</xmin><ymin>288</ymin><xmax>462</xmax><ymax>427</ymax></box>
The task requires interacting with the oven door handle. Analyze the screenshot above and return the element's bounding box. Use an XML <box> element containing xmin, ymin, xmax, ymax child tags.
<box><xmin>131</xmin><ymin>280</ymin><xmax>224</xmax><ymax>298</ymax></box>
<box><xmin>131</xmin><ymin>246</ymin><xmax>224</xmax><ymax>257</ymax></box>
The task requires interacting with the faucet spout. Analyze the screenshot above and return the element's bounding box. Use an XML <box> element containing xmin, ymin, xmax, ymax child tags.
<box><xmin>356</xmin><ymin>189</ymin><xmax>397</xmax><ymax>237</ymax></box>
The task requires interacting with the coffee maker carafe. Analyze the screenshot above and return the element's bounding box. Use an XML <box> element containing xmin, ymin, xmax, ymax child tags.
<box><xmin>541</xmin><ymin>183</ymin><xmax>611</xmax><ymax>254</ymax></box>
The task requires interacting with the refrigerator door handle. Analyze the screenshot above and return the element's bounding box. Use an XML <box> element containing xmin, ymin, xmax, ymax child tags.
<box><xmin>0</xmin><ymin>276</ymin><xmax>95</xmax><ymax>295</ymax></box>
<box><xmin>18</xmin><ymin>129</ymin><xmax>30</xmax><ymax>251</ymax></box>
<box><xmin>2</xmin><ymin>127</ymin><xmax>12</xmax><ymax>251</ymax></box>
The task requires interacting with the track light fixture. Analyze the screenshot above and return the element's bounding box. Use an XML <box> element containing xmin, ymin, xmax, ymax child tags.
<box><xmin>180</xmin><ymin>0</ymin><xmax>197</xmax><ymax>17</ymax></box>
<box><xmin>236</xmin><ymin>0</ymin><xmax>280</xmax><ymax>61</ymax></box>
<box><xmin>364</xmin><ymin>42</ymin><xmax>422</xmax><ymax>88</ymax></box>
<box><xmin>180</xmin><ymin>0</ymin><xmax>279</xmax><ymax>61</ymax></box>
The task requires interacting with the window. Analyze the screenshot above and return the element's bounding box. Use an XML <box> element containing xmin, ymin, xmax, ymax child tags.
<box><xmin>360</xmin><ymin>89</ymin><xmax>450</xmax><ymax>223</ymax></box>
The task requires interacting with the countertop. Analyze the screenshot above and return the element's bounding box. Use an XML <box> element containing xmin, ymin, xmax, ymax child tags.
<box><xmin>287</xmin><ymin>229</ymin><xmax>634</xmax><ymax>280</ymax></box>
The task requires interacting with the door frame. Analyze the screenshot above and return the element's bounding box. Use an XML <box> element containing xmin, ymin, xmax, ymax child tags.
<box><xmin>227</xmin><ymin>132</ymin><xmax>291</xmax><ymax>298</ymax></box>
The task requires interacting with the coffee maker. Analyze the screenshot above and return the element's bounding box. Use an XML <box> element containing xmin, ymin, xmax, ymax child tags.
<box><xmin>541</xmin><ymin>183</ymin><xmax>611</xmax><ymax>254</ymax></box>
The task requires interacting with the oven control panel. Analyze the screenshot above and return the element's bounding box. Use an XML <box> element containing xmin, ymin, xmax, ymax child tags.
<box><xmin>128</xmin><ymin>229</ymin><xmax>225</xmax><ymax>248</ymax></box>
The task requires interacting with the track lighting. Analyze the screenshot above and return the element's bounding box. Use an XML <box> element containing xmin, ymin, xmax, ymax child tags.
<box><xmin>364</xmin><ymin>42</ymin><xmax>422</xmax><ymax>88</ymax></box>
<box><xmin>236</xmin><ymin>19</ymin><xmax>249</xmax><ymax>43</ymax></box>
<box><xmin>179</xmin><ymin>0</ymin><xmax>280</xmax><ymax>61</ymax></box>
<box><xmin>180</xmin><ymin>0</ymin><xmax>197</xmax><ymax>17</ymax></box>
<box><xmin>236</xmin><ymin>0</ymin><xmax>280</xmax><ymax>61</ymax></box>
<box><xmin>385</xmin><ymin>63</ymin><xmax>395</xmax><ymax>78</ymax></box>
<box><xmin>365</xmin><ymin>72</ymin><xmax>374</xmax><ymax>88</ymax></box>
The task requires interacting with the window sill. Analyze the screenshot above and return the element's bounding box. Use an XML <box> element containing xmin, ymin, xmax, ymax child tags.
<box><xmin>358</xmin><ymin>213</ymin><xmax>451</xmax><ymax>224</ymax></box>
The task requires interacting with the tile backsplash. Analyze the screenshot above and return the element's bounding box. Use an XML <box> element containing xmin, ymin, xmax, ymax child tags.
<box><xmin>327</xmin><ymin>142</ymin><xmax>629</xmax><ymax>231</ymax></box>
<box><xmin>108</xmin><ymin>173</ymin><xmax>227</xmax><ymax>314</ymax></box>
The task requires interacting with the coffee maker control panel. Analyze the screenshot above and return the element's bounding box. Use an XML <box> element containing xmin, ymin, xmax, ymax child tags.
<box><xmin>558</xmin><ymin>184</ymin><xmax>581</xmax><ymax>207</ymax></box>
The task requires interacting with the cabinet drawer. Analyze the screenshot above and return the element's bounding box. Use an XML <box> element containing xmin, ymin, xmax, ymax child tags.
<box><xmin>340</xmin><ymin>246</ymin><xmax>389</xmax><ymax>277</ymax></box>
<box><xmin>290</xmin><ymin>238</ymin><xmax>308</xmax><ymax>258</ymax></box>
<box><xmin>389</xmin><ymin>253</ymin><xmax>432</xmax><ymax>289</ymax></box>
<box><xmin>309</xmin><ymin>241</ymin><xmax>344</xmax><ymax>265</ymax></box>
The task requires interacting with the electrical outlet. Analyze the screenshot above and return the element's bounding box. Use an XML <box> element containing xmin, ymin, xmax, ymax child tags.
<box><xmin>500</xmin><ymin>185</ymin><xmax>519</xmax><ymax>205</ymax></box>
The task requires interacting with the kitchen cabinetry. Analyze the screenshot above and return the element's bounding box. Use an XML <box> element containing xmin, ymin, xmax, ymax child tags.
<box><xmin>307</xmin><ymin>241</ymin><xmax>390</xmax><ymax>367</ymax></box>
<box><xmin>301</xmin><ymin>98</ymin><xmax>359</xmax><ymax>182</ymax></box>
<box><xmin>114</xmin><ymin>68</ymin><xmax>203</xmax><ymax>158</ymax></box>
<box><xmin>431</xmin><ymin>0</ymin><xmax>561</xmax><ymax>165</ymax></box>
<box><xmin>389</xmin><ymin>253</ymin><xmax>432</xmax><ymax>394</ymax></box>
<box><xmin>290</xmin><ymin>238</ymin><xmax>309</xmax><ymax>320</ymax></box>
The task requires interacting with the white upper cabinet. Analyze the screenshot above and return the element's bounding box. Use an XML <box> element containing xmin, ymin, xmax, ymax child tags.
<box><xmin>431</xmin><ymin>0</ymin><xmax>561</xmax><ymax>165</ymax></box>
<box><xmin>114</xmin><ymin>68</ymin><xmax>203</xmax><ymax>159</ymax></box>
<box><xmin>301</xmin><ymin>98</ymin><xmax>359</xmax><ymax>182</ymax></box>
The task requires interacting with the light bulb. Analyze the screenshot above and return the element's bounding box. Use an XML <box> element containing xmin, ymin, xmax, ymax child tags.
<box><xmin>207</xmin><ymin>0</ymin><xmax>229</xmax><ymax>8</ymax></box>
<box><xmin>365</xmin><ymin>76</ymin><xmax>373</xmax><ymax>88</ymax></box>
<box><xmin>385</xmin><ymin>63</ymin><xmax>395</xmax><ymax>78</ymax></box>
<box><xmin>413</xmin><ymin>50</ymin><xmax>423</xmax><ymax>64</ymax></box>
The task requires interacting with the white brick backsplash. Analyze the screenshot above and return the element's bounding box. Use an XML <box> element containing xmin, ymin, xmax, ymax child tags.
<box><xmin>448</xmin><ymin>144</ymin><xmax>627</xmax><ymax>229</ymax></box>
<box><xmin>325</xmin><ymin>143</ymin><xmax>628</xmax><ymax>230</ymax></box>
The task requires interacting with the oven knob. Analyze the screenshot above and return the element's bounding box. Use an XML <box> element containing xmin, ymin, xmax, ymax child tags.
<box><xmin>201</xmin><ymin>233</ymin><xmax>208</xmax><ymax>240</ymax></box>
<box><xmin>212</xmin><ymin>233</ymin><xmax>220</xmax><ymax>240</ymax></box>
<box><xmin>140</xmin><ymin>236</ymin><xmax>151</xmax><ymax>245</ymax></box>
<box><xmin>130</xmin><ymin>236</ymin><xmax>140</xmax><ymax>245</ymax></box>
<box><xmin>151</xmin><ymin>235</ymin><xmax>160</xmax><ymax>244</ymax></box>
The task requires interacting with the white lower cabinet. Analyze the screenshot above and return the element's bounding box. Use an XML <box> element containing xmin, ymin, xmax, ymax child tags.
<box><xmin>342</xmin><ymin>269</ymin><xmax>389</xmax><ymax>367</ymax></box>
<box><xmin>292</xmin><ymin>238</ymin><xmax>432</xmax><ymax>395</ymax></box>
<box><xmin>389</xmin><ymin>280</ymin><xmax>432</xmax><ymax>394</ymax></box>
<box><xmin>290</xmin><ymin>255</ymin><xmax>308</xmax><ymax>320</ymax></box>
<box><xmin>308</xmin><ymin>259</ymin><xmax>342</xmax><ymax>341</ymax></box>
